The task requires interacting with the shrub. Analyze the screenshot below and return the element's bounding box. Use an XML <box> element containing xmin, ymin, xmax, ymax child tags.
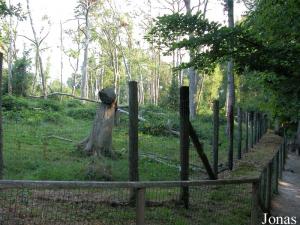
<box><xmin>2</xmin><ymin>95</ymin><xmax>29</xmax><ymax>111</ymax></box>
<box><xmin>11</xmin><ymin>54</ymin><xmax>33</xmax><ymax>96</ymax></box>
<box><xmin>43</xmin><ymin>112</ymin><xmax>64</xmax><ymax>124</ymax></box>
<box><xmin>66</xmin><ymin>107</ymin><xmax>95</xmax><ymax>120</ymax></box>
<box><xmin>139</xmin><ymin>105</ymin><xmax>179</xmax><ymax>136</ymax></box>
<box><xmin>66</xmin><ymin>99</ymin><xmax>83</xmax><ymax>108</ymax></box>
<box><xmin>37</xmin><ymin>100</ymin><xmax>62</xmax><ymax>111</ymax></box>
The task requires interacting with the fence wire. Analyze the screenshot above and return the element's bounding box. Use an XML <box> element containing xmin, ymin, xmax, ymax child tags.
<box><xmin>0</xmin><ymin>182</ymin><xmax>253</xmax><ymax>225</ymax></box>
<box><xmin>0</xmin><ymin>186</ymin><xmax>134</xmax><ymax>225</ymax></box>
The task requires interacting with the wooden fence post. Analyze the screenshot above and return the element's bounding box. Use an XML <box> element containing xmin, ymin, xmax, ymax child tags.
<box><xmin>136</xmin><ymin>188</ymin><xmax>145</xmax><ymax>225</ymax></box>
<box><xmin>237</xmin><ymin>107</ymin><xmax>242</xmax><ymax>159</ymax></box>
<box><xmin>260</xmin><ymin>169</ymin><xmax>266</xmax><ymax>211</ymax></box>
<box><xmin>259</xmin><ymin>113</ymin><xmax>262</xmax><ymax>139</ymax></box>
<box><xmin>254</xmin><ymin>112</ymin><xmax>257</xmax><ymax>144</ymax></box>
<box><xmin>251</xmin><ymin>181</ymin><xmax>260</xmax><ymax>225</ymax></box>
<box><xmin>180</xmin><ymin>86</ymin><xmax>189</xmax><ymax>208</ymax></box>
<box><xmin>0</xmin><ymin>53</ymin><xmax>3</xmax><ymax>179</ymax></box>
<box><xmin>265</xmin><ymin>161</ymin><xmax>272</xmax><ymax>213</ymax></box>
<box><xmin>264</xmin><ymin>115</ymin><xmax>268</xmax><ymax>133</ymax></box>
<box><xmin>283</xmin><ymin>129</ymin><xmax>287</xmax><ymax>165</ymax></box>
<box><xmin>212</xmin><ymin>100</ymin><xmax>219</xmax><ymax>178</ymax></box>
<box><xmin>129</xmin><ymin>81</ymin><xmax>139</xmax><ymax>202</ymax></box>
<box><xmin>281</xmin><ymin>144</ymin><xmax>285</xmax><ymax>170</ymax></box>
<box><xmin>274</xmin><ymin>151</ymin><xmax>279</xmax><ymax>194</ymax></box>
<box><xmin>279</xmin><ymin>145</ymin><xmax>283</xmax><ymax>179</ymax></box>
<box><xmin>245</xmin><ymin>112</ymin><xmax>249</xmax><ymax>153</ymax></box>
<box><xmin>258</xmin><ymin>113</ymin><xmax>261</xmax><ymax>140</ymax></box>
<box><xmin>250</xmin><ymin>111</ymin><xmax>254</xmax><ymax>148</ymax></box>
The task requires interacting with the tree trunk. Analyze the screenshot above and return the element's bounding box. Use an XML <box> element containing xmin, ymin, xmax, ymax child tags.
<box><xmin>184</xmin><ymin>0</ymin><xmax>200</xmax><ymax>120</ymax></box>
<box><xmin>26</xmin><ymin>0</ymin><xmax>47</xmax><ymax>98</ymax></box>
<box><xmin>81</xmin><ymin>8</ymin><xmax>90</xmax><ymax>99</ymax></box>
<box><xmin>77</xmin><ymin>88</ymin><xmax>117</xmax><ymax>157</ymax></box>
<box><xmin>7</xmin><ymin>3</ymin><xmax>13</xmax><ymax>95</ymax></box>
<box><xmin>60</xmin><ymin>20</ymin><xmax>63</xmax><ymax>93</ymax></box>
<box><xmin>189</xmin><ymin>68</ymin><xmax>199</xmax><ymax>119</ymax></box>
<box><xmin>226</xmin><ymin>0</ymin><xmax>235</xmax><ymax>170</ymax></box>
<box><xmin>38</xmin><ymin>53</ymin><xmax>47</xmax><ymax>99</ymax></box>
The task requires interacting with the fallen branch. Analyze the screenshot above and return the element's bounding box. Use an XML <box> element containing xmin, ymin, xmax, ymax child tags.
<box><xmin>167</xmin><ymin>128</ymin><xmax>180</xmax><ymax>137</ymax></box>
<box><xmin>117</xmin><ymin>108</ymin><xmax>146</xmax><ymax>121</ymax></box>
<box><xmin>29</xmin><ymin>92</ymin><xmax>128</xmax><ymax>108</ymax></box>
<box><xmin>29</xmin><ymin>92</ymin><xmax>99</xmax><ymax>103</ymax></box>
<box><xmin>140</xmin><ymin>152</ymin><xmax>206</xmax><ymax>173</ymax></box>
<box><xmin>46</xmin><ymin>135</ymin><xmax>73</xmax><ymax>142</ymax></box>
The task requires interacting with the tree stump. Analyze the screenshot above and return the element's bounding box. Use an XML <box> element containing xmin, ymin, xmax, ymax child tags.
<box><xmin>77</xmin><ymin>88</ymin><xmax>117</xmax><ymax>158</ymax></box>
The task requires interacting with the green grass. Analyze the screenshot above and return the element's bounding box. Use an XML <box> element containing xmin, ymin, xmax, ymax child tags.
<box><xmin>2</xmin><ymin>96</ymin><xmax>275</xmax><ymax>225</ymax></box>
<box><xmin>3</xmin><ymin>96</ymin><xmax>252</xmax><ymax>181</ymax></box>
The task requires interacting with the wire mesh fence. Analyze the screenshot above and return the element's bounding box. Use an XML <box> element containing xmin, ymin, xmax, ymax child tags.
<box><xmin>0</xmin><ymin>185</ymin><xmax>135</xmax><ymax>225</ymax></box>
<box><xmin>0</xmin><ymin>179</ymin><xmax>255</xmax><ymax>225</ymax></box>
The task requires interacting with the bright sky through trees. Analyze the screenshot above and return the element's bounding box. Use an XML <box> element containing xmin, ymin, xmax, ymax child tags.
<box><xmin>13</xmin><ymin>0</ymin><xmax>247</xmax><ymax>82</ymax></box>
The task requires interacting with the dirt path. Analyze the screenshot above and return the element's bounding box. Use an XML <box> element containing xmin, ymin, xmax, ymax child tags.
<box><xmin>271</xmin><ymin>152</ymin><xmax>300</xmax><ymax>218</ymax></box>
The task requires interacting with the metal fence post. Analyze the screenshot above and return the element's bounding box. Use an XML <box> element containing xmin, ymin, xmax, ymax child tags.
<box><xmin>136</xmin><ymin>188</ymin><xmax>145</xmax><ymax>225</ymax></box>
<box><xmin>251</xmin><ymin>181</ymin><xmax>260</xmax><ymax>225</ymax></box>
<box><xmin>180</xmin><ymin>86</ymin><xmax>189</xmax><ymax>208</ymax></box>
<box><xmin>212</xmin><ymin>100</ymin><xmax>219</xmax><ymax>178</ymax></box>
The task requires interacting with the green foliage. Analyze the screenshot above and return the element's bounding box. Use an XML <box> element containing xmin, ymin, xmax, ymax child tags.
<box><xmin>43</xmin><ymin>112</ymin><xmax>65</xmax><ymax>124</ymax></box>
<box><xmin>200</xmin><ymin>64</ymin><xmax>225</xmax><ymax>110</ymax></box>
<box><xmin>0</xmin><ymin>0</ymin><xmax>23</xmax><ymax>19</ymax></box>
<box><xmin>37</xmin><ymin>100</ymin><xmax>62</xmax><ymax>111</ymax></box>
<box><xmin>66</xmin><ymin>107</ymin><xmax>96</xmax><ymax>120</ymax></box>
<box><xmin>148</xmin><ymin>1</ymin><xmax>300</xmax><ymax>123</ymax></box>
<box><xmin>139</xmin><ymin>105</ymin><xmax>178</xmax><ymax>136</ymax></box>
<box><xmin>166</xmin><ymin>73</ymin><xmax>179</xmax><ymax>110</ymax></box>
<box><xmin>2</xmin><ymin>95</ymin><xmax>29</xmax><ymax>111</ymax></box>
<box><xmin>66</xmin><ymin>99</ymin><xmax>83</xmax><ymax>108</ymax></box>
<box><xmin>11</xmin><ymin>54</ymin><xmax>33</xmax><ymax>96</ymax></box>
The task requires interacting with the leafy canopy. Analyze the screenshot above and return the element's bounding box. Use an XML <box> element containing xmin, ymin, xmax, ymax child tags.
<box><xmin>147</xmin><ymin>0</ymin><xmax>300</xmax><ymax>122</ymax></box>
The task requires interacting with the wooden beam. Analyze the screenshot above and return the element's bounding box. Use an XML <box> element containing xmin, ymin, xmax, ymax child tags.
<box><xmin>0</xmin><ymin>178</ymin><xmax>260</xmax><ymax>189</ymax></box>
<box><xmin>189</xmin><ymin>122</ymin><xmax>216</xmax><ymax>180</ymax></box>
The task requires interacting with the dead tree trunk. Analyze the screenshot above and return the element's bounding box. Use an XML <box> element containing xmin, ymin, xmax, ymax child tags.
<box><xmin>77</xmin><ymin>88</ymin><xmax>117</xmax><ymax>158</ymax></box>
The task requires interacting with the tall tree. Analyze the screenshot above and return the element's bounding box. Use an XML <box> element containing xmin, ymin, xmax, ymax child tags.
<box><xmin>7</xmin><ymin>0</ymin><xmax>13</xmax><ymax>94</ymax></box>
<box><xmin>64</xmin><ymin>19</ymin><xmax>83</xmax><ymax>95</ymax></box>
<box><xmin>225</xmin><ymin>0</ymin><xmax>234</xmax><ymax>170</ymax></box>
<box><xmin>23</xmin><ymin>0</ymin><xmax>50</xmax><ymax>98</ymax></box>
<box><xmin>75</xmin><ymin>0</ymin><xmax>98</xmax><ymax>99</ymax></box>
<box><xmin>183</xmin><ymin>0</ymin><xmax>208</xmax><ymax>119</ymax></box>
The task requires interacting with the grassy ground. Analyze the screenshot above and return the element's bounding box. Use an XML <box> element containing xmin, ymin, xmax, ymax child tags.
<box><xmin>3</xmin><ymin>95</ymin><xmax>247</xmax><ymax>182</ymax></box>
<box><xmin>1</xmin><ymin>95</ymin><xmax>273</xmax><ymax>225</ymax></box>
